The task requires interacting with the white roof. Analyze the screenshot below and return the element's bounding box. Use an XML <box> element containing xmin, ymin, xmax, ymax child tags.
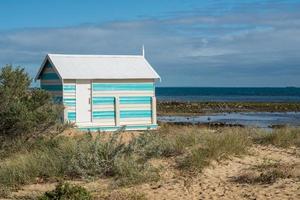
<box><xmin>36</xmin><ymin>54</ymin><xmax>160</xmax><ymax>80</ymax></box>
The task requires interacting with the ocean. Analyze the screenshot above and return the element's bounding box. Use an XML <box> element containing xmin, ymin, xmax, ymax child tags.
<box><xmin>156</xmin><ymin>87</ymin><xmax>300</xmax><ymax>102</ymax></box>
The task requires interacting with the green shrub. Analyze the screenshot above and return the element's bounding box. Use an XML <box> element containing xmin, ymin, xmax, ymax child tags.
<box><xmin>66</xmin><ymin>132</ymin><xmax>159</xmax><ymax>186</ymax></box>
<box><xmin>39</xmin><ymin>182</ymin><xmax>92</xmax><ymax>200</ymax></box>
<box><xmin>0</xmin><ymin>65</ymin><xmax>64</xmax><ymax>138</ymax></box>
<box><xmin>66</xmin><ymin>132</ymin><xmax>128</xmax><ymax>177</ymax></box>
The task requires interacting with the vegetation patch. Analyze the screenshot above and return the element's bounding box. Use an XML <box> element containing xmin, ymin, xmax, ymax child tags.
<box><xmin>232</xmin><ymin>159</ymin><xmax>299</xmax><ymax>185</ymax></box>
<box><xmin>1</xmin><ymin>120</ymin><xmax>300</xmax><ymax>198</ymax></box>
<box><xmin>0</xmin><ymin>137</ymin><xmax>74</xmax><ymax>188</ymax></box>
<box><xmin>0</xmin><ymin>65</ymin><xmax>70</xmax><ymax>161</ymax></box>
<box><xmin>0</xmin><ymin>125</ymin><xmax>269</xmax><ymax>196</ymax></box>
<box><xmin>98</xmin><ymin>190</ymin><xmax>147</xmax><ymax>200</ymax></box>
<box><xmin>39</xmin><ymin>182</ymin><xmax>92</xmax><ymax>200</ymax></box>
<box><xmin>0</xmin><ymin>132</ymin><xmax>160</xmax><ymax>195</ymax></box>
<box><xmin>112</xmin><ymin>155</ymin><xmax>159</xmax><ymax>187</ymax></box>
<box><xmin>128</xmin><ymin>129</ymin><xmax>184</xmax><ymax>159</ymax></box>
<box><xmin>0</xmin><ymin>65</ymin><xmax>64</xmax><ymax>139</ymax></box>
<box><xmin>176</xmin><ymin>128</ymin><xmax>251</xmax><ymax>171</ymax></box>
<box><xmin>252</xmin><ymin>127</ymin><xmax>300</xmax><ymax>148</ymax></box>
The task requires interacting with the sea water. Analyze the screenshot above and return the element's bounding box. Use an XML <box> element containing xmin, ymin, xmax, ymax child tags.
<box><xmin>156</xmin><ymin>87</ymin><xmax>300</xmax><ymax>102</ymax></box>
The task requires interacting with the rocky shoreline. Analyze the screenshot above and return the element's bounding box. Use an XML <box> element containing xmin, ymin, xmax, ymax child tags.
<box><xmin>157</xmin><ymin>101</ymin><xmax>300</xmax><ymax>115</ymax></box>
<box><xmin>158</xmin><ymin>121</ymin><xmax>288</xmax><ymax>129</ymax></box>
<box><xmin>158</xmin><ymin>121</ymin><xmax>245</xmax><ymax>128</ymax></box>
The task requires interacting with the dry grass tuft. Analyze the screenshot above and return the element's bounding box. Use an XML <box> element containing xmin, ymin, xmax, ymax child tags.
<box><xmin>98</xmin><ymin>190</ymin><xmax>147</xmax><ymax>200</ymax></box>
<box><xmin>175</xmin><ymin>128</ymin><xmax>251</xmax><ymax>171</ymax></box>
<box><xmin>232</xmin><ymin>158</ymin><xmax>300</xmax><ymax>185</ymax></box>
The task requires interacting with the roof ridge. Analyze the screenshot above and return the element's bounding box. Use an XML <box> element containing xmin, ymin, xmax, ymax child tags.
<box><xmin>48</xmin><ymin>54</ymin><xmax>143</xmax><ymax>58</ymax></box>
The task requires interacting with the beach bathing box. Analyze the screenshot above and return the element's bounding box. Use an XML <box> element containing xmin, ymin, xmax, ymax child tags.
<box><xmin>35</xmin><ymin>52</ymin><xmax>160</xmax><ymax>131</ymax></box>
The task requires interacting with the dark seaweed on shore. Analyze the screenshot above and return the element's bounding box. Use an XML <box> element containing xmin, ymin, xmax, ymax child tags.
<box><xmin>157</xmin><ymin>101</ymin><xmax>300</xmax><ymax>115</ymax></box>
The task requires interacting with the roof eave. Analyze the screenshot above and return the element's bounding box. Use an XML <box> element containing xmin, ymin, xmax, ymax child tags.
<box><xmin>143</xmin><ymin>57</ymin><xmax>161</xmax><ymax>81</ymax></box>
<box><xmin>35</xmin><ymin>54</ymin><xmax>63</xmax><ymax>81</ymax></box>
<box><xmin>35</xmin><ymin>55</ymin><xmax>49</xmax><ymax>81</ymax></box>
<box><xmin>62</xmin><ymin>77</ymin><xmax>160</xmax><ymax>80</ymax></box>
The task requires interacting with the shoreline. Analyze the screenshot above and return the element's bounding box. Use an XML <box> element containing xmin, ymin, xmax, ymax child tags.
<box><xmin>157</xmin><ymin>101</ymin><xmax>300</xmax><ymax>128</ymax></box>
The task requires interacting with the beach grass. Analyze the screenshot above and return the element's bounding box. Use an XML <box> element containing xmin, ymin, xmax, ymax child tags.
<box><xmin>252</xmin><ymin>127</ymin><xmax>300</xmax><ymax>148</ymax></box>
<box><xmin>175</xmin><ymin>127</ymin><xmax>251</xmax><ymax>171</ymax></box>
<box><xmin>0</xmin><ymin>125</ymin><xmax>299</xmax><ymax>198</ymax></box>
<box><xmin>0</xmin><ymin>132</ymin><xmax>159</xmax><ymax>193</ymax></box>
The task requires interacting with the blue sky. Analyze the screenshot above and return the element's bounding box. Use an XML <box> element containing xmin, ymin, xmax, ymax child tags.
<box><xmin>0</xmin><ymin>0</ymin><xmax>300</xmax><ymax>87</ymax></box>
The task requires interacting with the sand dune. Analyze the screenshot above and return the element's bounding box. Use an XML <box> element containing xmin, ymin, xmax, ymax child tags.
<box><xmin>8</xmin><ymin>145</ymin><xmax>300</xmax><ymax>200</ymax></box>
<box><xmin>136</xmin><ymin>145</ymin><xmax>300</xmax><ymax>200</ymax></box>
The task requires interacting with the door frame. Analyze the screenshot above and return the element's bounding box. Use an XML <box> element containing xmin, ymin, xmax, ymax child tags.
<box><xmin>75</xmin><ymin>79</ymin><xmax>92</xmax><ymax>123</ymax></box>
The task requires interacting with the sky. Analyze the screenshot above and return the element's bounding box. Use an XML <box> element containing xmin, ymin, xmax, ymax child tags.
<box><xmin>0</xmin><ymin>0</ymin><xmax>300</xmax><ymax>87</ymax></box>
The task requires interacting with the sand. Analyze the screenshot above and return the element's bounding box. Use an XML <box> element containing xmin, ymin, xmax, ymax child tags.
<box><xmin>134</xmin><ymin>145</ymin><xmax>300</xmax><ymax>200</ymax></box>
<box><xmin>6</xmin><ymin>145</ymin><xmax>300</xmax><ymax>200</ymax></box>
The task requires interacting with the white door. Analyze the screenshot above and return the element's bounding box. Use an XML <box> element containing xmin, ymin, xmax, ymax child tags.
<box><xmin>76</xmin><ymin>80</ymin><xmax>91</xmax><ymax>123</ymax></box>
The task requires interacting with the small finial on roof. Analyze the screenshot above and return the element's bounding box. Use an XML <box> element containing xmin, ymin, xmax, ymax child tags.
<box><xmin>142</xmin><ymin>45</ymin><xmax>145</xmax><ymax>57</ymax></box>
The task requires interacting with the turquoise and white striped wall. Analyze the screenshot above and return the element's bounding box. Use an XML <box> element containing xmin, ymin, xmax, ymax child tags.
<box><xmin>91</xmin><ymin>81</ymin><xmax>155</xmax><ymax>127</ymax></box>
<box><xmin>40</xmin><ymin>76</ymin><xmax>157</xmax><ymax>131</ymax></box>
<box><xmin>92</xmin><ymin>96</ymin><xmax>116</xmax><ymax>126</ymax></box>
<box><xmin>119</xmin><ymin>96</ymin><xmax>152</xmax><ymax>125</ymax></box>
<box><xmin>63</xmin><ymin>80</ymin><xmax>76</xmax><ymax>122</ymax></box>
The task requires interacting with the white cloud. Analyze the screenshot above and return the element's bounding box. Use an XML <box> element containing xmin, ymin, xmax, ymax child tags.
<box><xmin>0</xmin><ymin>9</ymin><xmax>300</xmax><ymax>86</ymax></box>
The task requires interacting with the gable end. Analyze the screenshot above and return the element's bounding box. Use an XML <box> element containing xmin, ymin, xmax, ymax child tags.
<box><xmin>35</xmin><ymin>55</ymin><xmax>62</xmax><ymax>81</ymax></box>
